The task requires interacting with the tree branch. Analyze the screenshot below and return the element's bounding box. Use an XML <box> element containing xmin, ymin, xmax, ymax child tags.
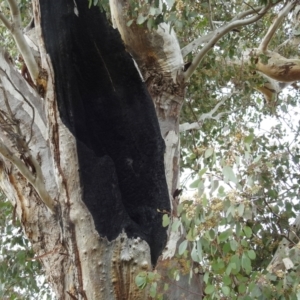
<box><xmin>184</xmin><ymin>4</ymin><xmax>272</xmax><ymax>81</ymax></box>
<box><xmin>7</xmin><ymin>0</ymin><xmax>21</xmax><ymax>24</ymax></box>
<box><xmin>259</xmin><ymin>1</ymin><xmax>297</xmax><ymax>52</ymax></box>
<box><xmin>179</xmin><ymin>94</ymin><xmax>235</xmax><ymax>132</ymax></box>
<box><xmin>0</xmin><ymin>64</ymin><xmax>53</xmax><ymax>212</ymax></box>
<box><xmin>181</xmin><ymin>32</ymin><xmax>213</xmax><ymax>58</ymax></box>
<box><xmin>0</xmin><ymin>11</ymin><xmax>12</xmax><ymax>31</ymax></box>
<box><xmin>208</xmin><ymin>0</ymin><xmax>215</xmax><ymax>30</ymax></box>
<box><xmin>0</xmin><ymin>0</ymin><xmax>39</xmax><ymax>82</ymax></box>
<box><xmin>181</xmin><ymin>6</ymin><xmax>264</xmax><ymax>58</ymax></box>
<box><xmin>266</xmin><ymin>213</ymin><xmax>300</xmax><ymax>275</ymax></box>
<box><xmin>0</xmin><ymin>66</ymin><xmax>35</xmax><ymax>144</ymax></box>
<box><xmin>0</xmin><ymin>140</ymin><xmax>54</xmax><ymax>212</ymax></box>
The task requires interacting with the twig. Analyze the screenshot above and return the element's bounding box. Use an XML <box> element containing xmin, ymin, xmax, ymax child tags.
<box><xmin>241</xmin><ymin>1</ymin><xmax>262</xmax><ymax>15</ymax></box>
<box><xmin>208</xmin><ymin>0</ymin><xmax>215</xmax><ymax>30</ymax></box>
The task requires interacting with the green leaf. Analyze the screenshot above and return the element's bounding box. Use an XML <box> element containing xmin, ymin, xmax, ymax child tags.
<box><xmin>149</xmin><ymin>7</ymin><xmax>157</xmax><ymax>16</ymax></box>
<box><xmin>191</xmin><ymin>243</ymin><xmax>199</xmax><ymax>262</ymax></box>
<box><xmin>135</xmin><ymin>273</ymin><xmax>147</xmax><ymax>289</ymax></box>
<box><xmin>241</xmin><ymin>239</ymin><xmax>249</xmax><ymax>247</ymax></box>
<box><xmin>243</xmin><ymin>226</ymin><xmax>252</xmax><ymax>238</ymax></box>
<box><xmin>165</xmin><ymin>0</ymin><xmax>175</xmax><ymax>8</ymax></box>
<box><xmin>218</xmin><ymin>186</ymin><xmax>226</xmax><ymax>197</ymax></box>
<box><xmin>238</xmin><ymin>283</ymin><xmax>246</xmax><ymax>293</ymax></box>
<box><xmin>127</xmin><ymin>19</ymin><xmax>134</xmax><ymax>27</ymax></box>
<box><xmin>147</xmin><ymin>18</ymin><xmax>155</xmax><ymax>31</ymax></box>
<box><xmin>223</xmin><ymin>166</ymin><xmax>237</xmax><ymax>183</ymax></box>
<box><xmin>208</xmin><ymin>229</ymin><xmax>215</xmax><ymax>240</ymax></box>
<box><xmin>198</xmin><ymin>180</ymin><xmax>205</xmax><ymax>197</ymax></box>
<box><xmin>146</xmin><ymin>272</ymin><xmax>155</xmax><ymax>282</ymax></box>
<box><xmin>253</xmin><ymin>154</ymin><xmax>262</xmax><ymax>163</ymax></box>
<box><xmin>244</xmin><ymin>133</ymin><xmax>254</xmax><ymax>144</ymax></box>
<box><xmin>205</xmin><ymin>148</ymin><xmax>214</xmax><ymax>158</ymax></box>
<box><xmin>162</xmin><ymin>214</ymin><xmax>170</xmax><ymax>227</ymax></box>
<box><xmin>230</xmin><ymin>254</ymin><xmax>241</xmax><ymax>272</ymax></box>
<box><xmin>178</xmin><ymin>240</ymin><xmax>188</xmax><ymax>255</ymax></box>
<box><xmin>137</xmin><ymin>14</ymin><xmax>147</xmax><ymax>24</ymax></box>
<box><xmin>149</xmin><ymin>282</ymin><xmax>157</xmax><ymax>298</ymax></box>
<box><xmin>219</xmin><ymin>229</ymin><xmax>231</xmax><ymax>242</ymax></box>
<box><xmin>230</xmin><ymin>239</ymin><xmax>238</xmax><ymax>251</ymax></box>
<box><xmin>203</xmin><ymin>272</ymin><xmax>209</xmax><ymax>284</ymax></box>
<box><xmin>222</xmin><ymin>286</ymin><xmax>230</xmax><ymax>296</ymax></box>
<box><xmin>198</xmin><ymin>168</ymin><xmax>208</xmax><ymax>177</ymax></box>
<box><xmin>223</xmin><ymin>242</ymin><xmax>231</xmax><ymax>254</ymax></box>
<box><xmin>187</xmin><ymin>228</ymin><xmax>197</xmax><ymax>241</ymax></box>
<box><xmin>210</xmin><ymin>180</ymin><xmax>219</xmax><ymax>195</ymax></box>
<box><xmin>197</xmin><ymin>239</ymin><xmax>203</xmax><ymax>261</ymax></box>
<box><xmin>237</xmin><ymin>203</ymin><xmax>245</xmax><ymax>217</ymax></box>
<box><xmin>242</xmin><ymin>254</ymin><xmax>251</xmax><ymax>274</ymax></box>
<box><xmin>190</xmin><ymin>178</ymin><xmax>200</xmax><ymax>188</ymax></box>
<box><xmin>171</xmin><ymin>219</ymin><xmax>181</xmax><ymax>232</ymax></box>
<box><xmin>205</xmin><ymin>284</ymin><xmax>215</xmax><ymax>295</ymax></box>
<box><xmin>247</xmin><ymin>250</ymin><xmax>256</xmax><ymax>260</ymax></box>
<box><xmin>226</xmin><ymin>263</ymin><xmax>233</xmax><ymax>275</ymax></box>
<box><xmin>223</xmin><ymin>275</ymin><xmax>231</xmax><ymax>285</ymax></box>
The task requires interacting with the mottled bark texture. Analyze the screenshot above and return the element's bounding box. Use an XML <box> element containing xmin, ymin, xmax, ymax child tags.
<box><xmin>40</xmin><ymin>0</ymin><xmax>170</xmax><ymax>265</ymax></box>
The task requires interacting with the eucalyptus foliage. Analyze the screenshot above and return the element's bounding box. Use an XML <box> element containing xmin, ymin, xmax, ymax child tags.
<box><xmin>0</xmin><ymin>193</ymin><xmax>53</xmax><ymax>299</ymax></box>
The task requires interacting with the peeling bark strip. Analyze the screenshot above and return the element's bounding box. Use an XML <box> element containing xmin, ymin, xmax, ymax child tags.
<box><xmin>39</xmin><ymin>0</ymin><xmax>170</xmax><ymax>264</ymax></box>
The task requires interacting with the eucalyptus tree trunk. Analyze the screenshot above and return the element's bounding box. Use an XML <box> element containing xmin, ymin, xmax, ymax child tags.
<box><xmin>3</xmin><ymin>0</ymin><xmax>294</xmax><ymax>299</ymax></box>
<box><xmin>0</xmin><ymin>0</ymin><xmax>172</xmax><ymax>298</ymax></box>
<box><xmin>109</xmin><ymin>2</ymin><xmax>205</xmax><ymax>299</ymax></box>
<box><xmin>110</xmin><ymin>0</ymin><xmax>185</xmax><ymax>199</ymax></box>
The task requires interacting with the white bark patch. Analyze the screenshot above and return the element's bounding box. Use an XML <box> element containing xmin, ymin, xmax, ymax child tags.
<box><xmin>120</xmin><ymin>236</ymin><xmax>150</xmax><ymax>264</ymax></box>
<box><xmin>132</xmin><ymin>56</ymin><xmax>144</xmax><ymax>81</ymax></box>
<box><xmin>24</xmin><ymin>28</ymin><xmax>39</xmax><ymax>52</ymax></box>
<box><xmin>2</xmin><ymin>76</ymin><xmax>47</xmax><ymax>139</ymax></box>
<box><xmin>156</xmin><ymin>23</ymin><xmax>183</xmax><ymax>81</ymax></box>
<box><xmin>73</xmin><ymin>0</ymin><xmax>79</xmax><ymax>16</ymax></box>
<box><xmin>162</xmin><ymin>228</ymin><xmax>181</xmax><ymax>259</ymax></box>
<box><xmin>164</xmin><ymin>130</ymin><xmax>178</xmax><ymax>193</ymax></box>
<box><xmin>282</xmin><ymin>257</ymin><xmax>294</xmax><ymax>270</ymax></box>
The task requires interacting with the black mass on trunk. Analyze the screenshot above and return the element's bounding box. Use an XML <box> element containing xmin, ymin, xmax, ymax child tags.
<box><xmin>39</xmin><ymin>0</ymin><xmax>170</xmax><ymax>265</ymax></box>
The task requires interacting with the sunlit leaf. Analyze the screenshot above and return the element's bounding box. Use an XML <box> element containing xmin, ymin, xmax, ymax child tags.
<box><xmin>162</xmin><ymin>214</ymin><xmax>170</xmax><ymax>227</ymax></box>
<box><xmin>223</xmin><ymin>166</ymin><xmax>237</xmax><ymax>183</ymax></box>
<box><xmin>205</xmin><ymin>148</ymin><xmax>214</xmax><ymax>158</ymax></box>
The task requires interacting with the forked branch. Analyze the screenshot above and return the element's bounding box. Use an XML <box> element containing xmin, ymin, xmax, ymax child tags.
<box><xmin>179</xmin><ymin>94</ymin><xmax>236</xmax><ymax>132</ymax></box>
<box><xmin>0</xmin><ymin>0</ymin><xmax>39</xmax><ymax>82</ymax></box>
<box><xmin>184</xmin><ymin>4</ymin><xmax>272</xmax><ymax>80</ymax></box>
<box><xmin>0</xmin><ymin>65</ymin><xmax>53</xmax><ymax>212</ymax></box>
<box><xmin>181</xmin><ymin>5</ymin><xmax>264</xmax><ymax>58</ymax></box>
<box><xmin>0</xmin><ymin>140</ymin><xmax>54</xmax><ymax>212</ymax></box>
<box><xmin>259</xmin><ymin>1</ymin><xmax>297</xmax><ymax>52</ymax></box>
